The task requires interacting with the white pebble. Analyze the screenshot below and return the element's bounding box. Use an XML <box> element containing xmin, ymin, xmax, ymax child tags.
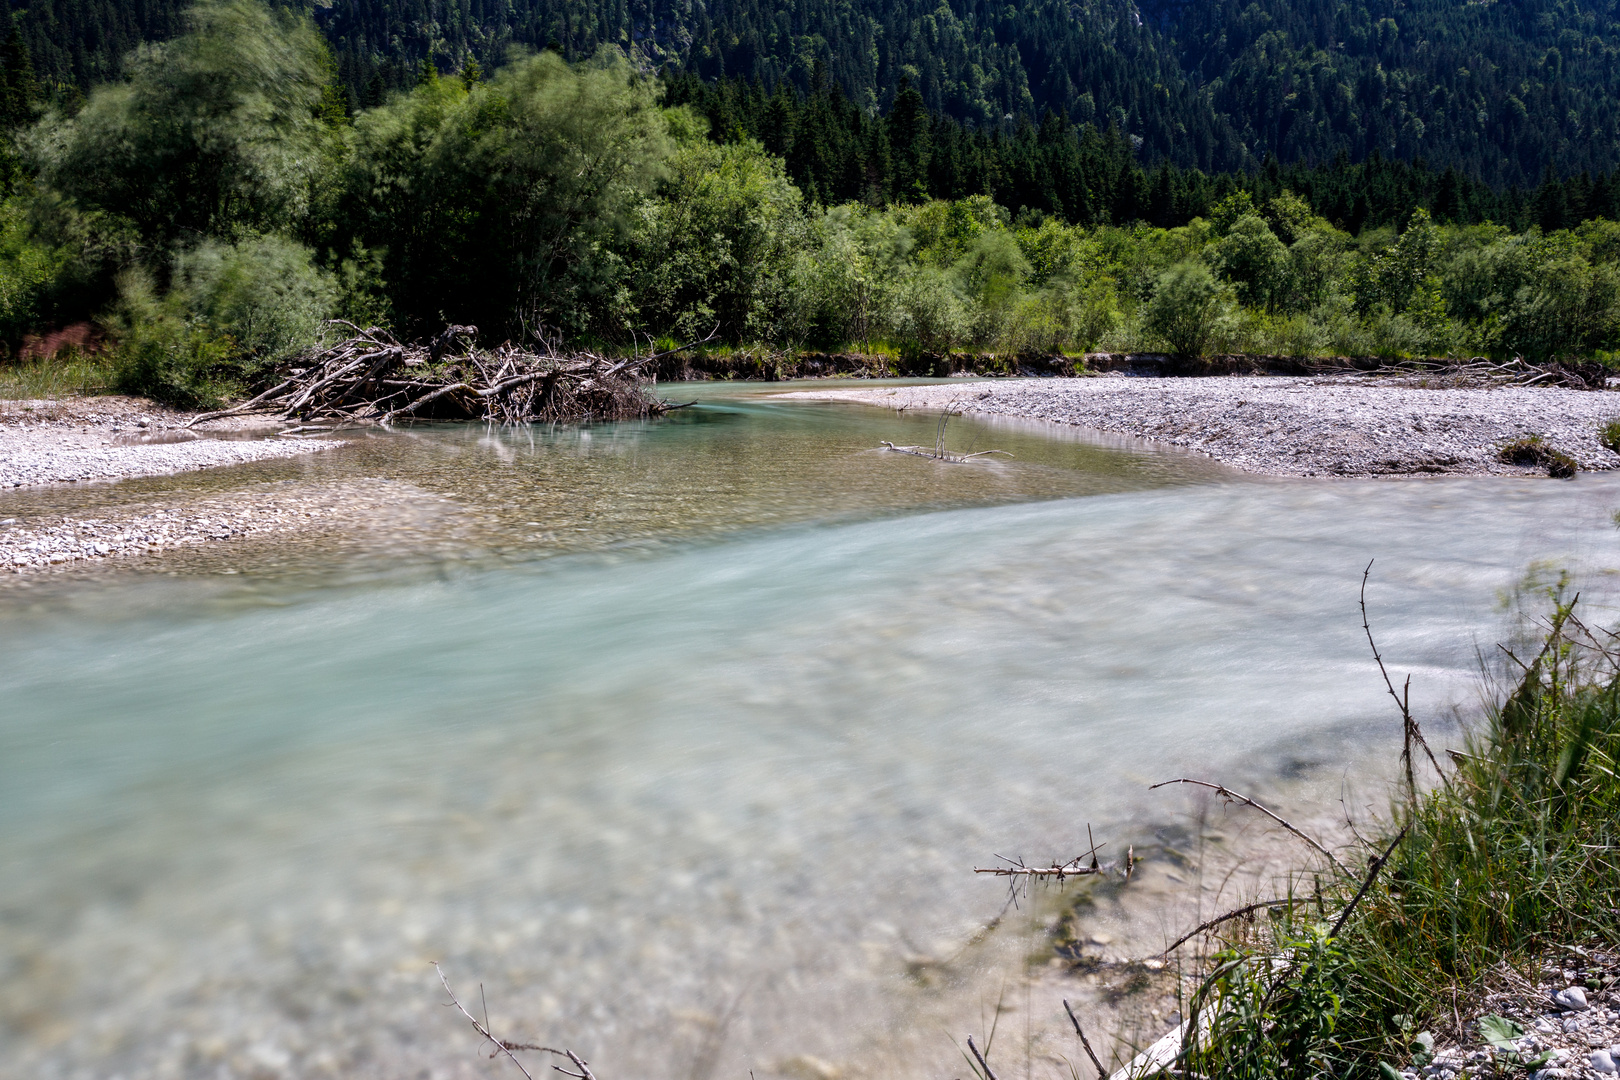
<box><xmin>1554</xmin><ymin>986</ymin><xmax>1589</xmax><ymax>1011</ymax></box>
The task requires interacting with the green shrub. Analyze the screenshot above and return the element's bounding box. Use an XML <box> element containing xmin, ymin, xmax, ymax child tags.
<box><xmin>105</xmin><ymin>270</ymin><xmax>237</xmax><ymax>408</ymax></box>
<box><xmin>1142</xmin><ymin>261</ymin><xmax>1227</xmax><ymax>355</ymax></box>
<box><xmin>1185</xmin><ymin>596</ymin><xmax>1620</xmax><ymax>1076</ymax></box>
<box><xmin>172</xmin><ymin>234</ymin><xmax>337</xmax><ymax>366</ymax></box>
<box><xmin>1601</xmin><ymin>420</ymin><xmax>1620</xmax><ymax>454</ymax></box>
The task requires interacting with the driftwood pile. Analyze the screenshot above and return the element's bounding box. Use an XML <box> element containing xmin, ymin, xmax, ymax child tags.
<box><xmin>187</xmin><ymin>323</ymin><xmax>688</xmax><ymax>428</ymax></box>
<box><xmin>1351</xmin><ymin>356</ymin><xmax>1612</xmax><ymax>390</ymax></box>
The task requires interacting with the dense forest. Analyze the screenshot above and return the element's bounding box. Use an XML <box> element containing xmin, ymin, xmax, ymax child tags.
<box><xmin>0</xmin><ymin>0</ymin><xmax>1617</xmax><ymax>408</ymax></box>
<box><xmin>10</xmin><ymin>0</ymin><xmax>1620</xmax><ymax>186</ymax></box>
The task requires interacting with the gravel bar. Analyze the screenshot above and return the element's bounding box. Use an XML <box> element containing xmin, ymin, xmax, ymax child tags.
<box><xmin>0</xmin><ymin>396</ymin><xmax>339</xmax><ymax>489</ymax></box>
<box><xmin>782</xmin><ymin>376</ymin><xmax>1620</xmax><ymax>476</ymax></box>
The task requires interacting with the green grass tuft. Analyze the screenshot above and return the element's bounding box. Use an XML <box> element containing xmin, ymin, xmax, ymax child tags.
<box><xmin>0</xmin><ymin>349</ymin><xmax>116</xmax><ymax>400</ymax></box>
<box><xmin>1180</xmin><ymin>594</ymin><xmax>1620</xmax><ymax>1077</ymax></box>
<box><xmin>1498</xmin><ymin>435</ymin><xmax>1578</xmax><ymax>478</ymax></box>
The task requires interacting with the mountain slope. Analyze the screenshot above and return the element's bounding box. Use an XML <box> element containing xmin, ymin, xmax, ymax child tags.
<box><xmin>10</xmin><ymin>0</ymin><xmax>1620</xmax><ymax>184</ymax></box>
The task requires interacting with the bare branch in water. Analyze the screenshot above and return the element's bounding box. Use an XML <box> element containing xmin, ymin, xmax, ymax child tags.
<box><xmin>880</xmin><ymin>404</ymin><xmax>1011</xmax><ymax>462</ymax></box>
<box><xmin>1149</xmin><ymin>777</ymin><xmax>1350</xmax><ymax>877</ymax></box>
<box><xmin>1062</xmin><ymin>999</ymin><xmax>1108</xmax><ymax>1079</ymax></box>
<box><xmin>1361</xmin><ymin>560</ymin><xmax>1444</xmax><ymax>797</ymax></box>
<box><xmin>435</xmin><ymin>963</ymin><xmax>597</xmax><ymax>1080</ymax></box>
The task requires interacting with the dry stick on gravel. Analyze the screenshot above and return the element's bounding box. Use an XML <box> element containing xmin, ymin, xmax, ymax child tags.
<box><xmin>1149</xmin><ymin>777</ymin><xmax>1352</xmax><ymax>877</ymax></box>
<box><xmin>435</xmin><ymin>963</ymin><xmax>596</xmax><ymax>1080</ymax></box>
<box><xmin>1062</xmin><ymin>999</ymin><xmax>1108</xmax><ymax>1080</ymax></box>
<box><xmin>1361</xmin><ymin>560</ymin><xmax>1444</xmax><ymax>800</ymax></box>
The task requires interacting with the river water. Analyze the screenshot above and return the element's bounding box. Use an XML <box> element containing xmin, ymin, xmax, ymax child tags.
<box><xmin>2</xmin><ymin>385</ymin><xmax>1618</xmax><ymax>1080</ymax></box>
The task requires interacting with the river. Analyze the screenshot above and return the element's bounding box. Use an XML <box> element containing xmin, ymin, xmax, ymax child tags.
<box><xmin>2</xmin><ymin>385</ymin><xmax>1617</xmax><ymax>1080</ymax></box>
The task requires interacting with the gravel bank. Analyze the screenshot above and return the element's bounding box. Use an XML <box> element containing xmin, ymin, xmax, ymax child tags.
<box><xmin>0</xmin><ymin>396</ymin><xmax>339</xmax><ymax>488</ymax></box>
<box><xmin>783</xmin><ymin>376</ymin><xmax>1620</xmax><ymax>476</ymax></box>
<box><xmin>0</xmin><ymin>479</ymin><xmax>449</xmax><ymax>575</ymax></box>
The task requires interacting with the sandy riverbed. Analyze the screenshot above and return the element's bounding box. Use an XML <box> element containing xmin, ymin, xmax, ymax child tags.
<box><xmin>781</xmin><ymin>375</ymin><xmax>1620</xmax><ymax>477</ymax></box>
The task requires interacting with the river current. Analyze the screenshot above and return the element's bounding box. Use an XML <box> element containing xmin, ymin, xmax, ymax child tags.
<box><xmin>2</xmin><ymin>384</ymin><xmax>1618</xmax><ymax>1080</ymax></box>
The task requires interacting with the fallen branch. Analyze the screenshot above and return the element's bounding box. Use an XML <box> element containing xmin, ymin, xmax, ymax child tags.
<box><xmin>1149</xmin><ymin>778</ymin><xmax>1350</xmax><ymax>876</ymax></box>
<box><xmin>967</xmin><ymin>1034</ymin><xmax>998</xmax><ymax>1080</ymax></box>
<box><xmin>880</xmin><ymin>403</ymin><xmax>1011</xmax><ymax>462</ymax></box>
<box><xmin>1361</xmin><ymin>561</ymin><xmax>1444</xmax><ymax>799</ymax></box>
<box><xmin>1329</xmin><ymin>825</ymin><xmax>1408</xmax><ymax>938</ymax></box>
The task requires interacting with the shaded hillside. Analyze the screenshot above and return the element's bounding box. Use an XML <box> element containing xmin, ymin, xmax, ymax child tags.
<box><xmin>8</xmin><ymin>0</ymin><xmax>1620</xmax><ymax>183</ymax></box>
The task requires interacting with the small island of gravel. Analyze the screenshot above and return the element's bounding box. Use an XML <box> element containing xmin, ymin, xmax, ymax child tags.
<box><xmin>782</xmin><ymin>375</ymin><xmax>1620</xmax><ymax>477</ymax></box>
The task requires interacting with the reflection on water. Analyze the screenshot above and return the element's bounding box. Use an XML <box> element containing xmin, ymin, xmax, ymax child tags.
<box><xmin>1</xmin><ymin>388</ymin><xmax>1618</xmax><ymax>1080</ymax></box>
<box><xmin>0</xmin><ymin>391</ymin><xmax>1229</xmax><ymax>598</ymax></box>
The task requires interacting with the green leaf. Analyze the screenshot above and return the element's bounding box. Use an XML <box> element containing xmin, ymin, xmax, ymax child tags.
<box><xmin>1478</xmin><ymin>1015</ymin><xmax>1524</xmax><ymax>1051</ymax></box>
<box><xmin>1412</xmin><ymin>1031</ymin><xmax>1435</xmax><ymax>1066</ymax></box>
<box><xmin>1379</xmin><ymin>1063</ymin><xmax>1404</xmax><ymax>1080</ymax></box>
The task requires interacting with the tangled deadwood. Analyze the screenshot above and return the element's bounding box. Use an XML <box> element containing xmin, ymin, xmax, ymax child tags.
<box><xmin>187</xmin><ymin>323</ymin><xmax>697</xmax><ymax>428</ymax></box>
<box><xmin>1352</xmin><ymin>356</ymin><xmax>1612</xmax><ymax>390</ymax></box>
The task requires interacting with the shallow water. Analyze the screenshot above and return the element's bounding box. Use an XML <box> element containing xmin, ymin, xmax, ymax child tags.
<box><xmin>2</xmin><ymin>388</ymin><xmax>1619</xmax><ymax>1080</ymax></box>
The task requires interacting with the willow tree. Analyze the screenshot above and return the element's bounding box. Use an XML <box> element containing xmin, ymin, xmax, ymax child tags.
<box><xmin>26</xmin><ymin>0</ymin><xmax>333</xmax><ymax>250</ymax></box>
<box><xmin>340</xmin><ymin>47</ymin><xmax>672</xmax><ymax>340</ymax></box>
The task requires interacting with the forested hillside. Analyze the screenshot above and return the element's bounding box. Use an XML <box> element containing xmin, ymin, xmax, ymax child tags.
<box><xmin>10</xmin><ymin>0</ymin><xmax>1620</xmax><ymax>185</ymax></box>
<box><xmin>1</xmin><ymin>0</ymin><xmax>1616</xmax><ymax>401</ymax></box>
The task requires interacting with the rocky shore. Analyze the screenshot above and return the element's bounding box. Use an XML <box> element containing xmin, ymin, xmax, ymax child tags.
<box><xmin>783</xmin><ymin>376</ymin><xmax>1620</xmax><ymax>477</ymax></box>
<box><xmin>0</xmin><ymin>396</ymin><xmax>339</xmax><ymax>488</ymax></box>
<box><xmin>0</xmin><ymin>396</ymin><xmax>355</xmax><ymax>575</ymax></box>
<box><xmin>1390</xmin><ymin>949</ymin><xmax>1618</xmax><ymax>1080</ymax></box>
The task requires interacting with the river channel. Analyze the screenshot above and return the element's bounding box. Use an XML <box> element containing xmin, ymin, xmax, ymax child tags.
<box><xmin>2</xmin><ymin>384</ymin><xmax>1618</xmax><ymax>1080</ymax></box>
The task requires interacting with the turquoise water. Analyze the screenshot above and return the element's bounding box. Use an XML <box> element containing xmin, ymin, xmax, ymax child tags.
<box><xmin>2</xmin><ymin>390</ymin><xmax>1618</xmax><ymax>1080</ymax></box>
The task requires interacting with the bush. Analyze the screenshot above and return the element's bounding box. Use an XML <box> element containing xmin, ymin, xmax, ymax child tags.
<box><xmin>891</xmin><ymin>267</ymin><xmax>969</xmax><ymax>353</ymax></box>
<box><xmin>1142</xmin><ymin>261</ymin><xmax>1227</xmax><ymax>355</ymax></box>
<box><xmin>103</xmin><ymin>267</ymin><xmax>247</xmax><ymax>409</ymax></box>
<box><xmin>1185</xmin><ymin>597</ymin><xmax>1620</xmax><ymax>1076</ymax></box>
<box><xmin>172</xmin><ymin>235</ymin><xmax>337</xmax><ymax>365</ymax></box>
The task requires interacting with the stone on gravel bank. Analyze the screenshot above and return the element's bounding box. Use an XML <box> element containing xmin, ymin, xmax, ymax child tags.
<box><xmin>783</xmin><ymin>377</ymin><xmax>1620</xmax><ymax>477</ymax></box>
<box><xmin>0</xmin><ymin>396</ymin><xmax>338</xmax><ymax>488</ymax></box>
<box><xmin>1382</xmin><ymin>948</ymin><xmax>1620</xmax><ymax>1080</ymax></box>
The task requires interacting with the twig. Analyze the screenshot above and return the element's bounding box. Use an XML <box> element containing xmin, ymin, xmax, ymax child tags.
<box><xmin>435</xmin><ymin>964</ymin><xmax>597</xmax><ymax>1080</ymax></box>
<box><xmin>1149</xmin><ymin>778</ymin><xmax>1350</xmax><ymax>876</ymax></box>
<box><xmin>967</xmin><ymin>1034</ymin><xmax>998</xmax><ymax>1080</ymax></box>
<box><xmin>435</xmin><ymin>963</ymin><xmax>536</xmax><ymax>1080</ymax></box>
<box><xmin>1062</xmin><ymin>1000</ymin><xmax>1107</xmax><ymax>1079</ymax></box>
<box><xmin>1361</xmin><ymin>560</ymin><xmax>1443</xmax><ymax>796</ymax></box>
<box><xmin>1159</xmin><ymin>898</ymin><xmax>1296</xmax><ymax>957</ymax></box>
<box><xmin>1329</xmin><ymin>825</ymin><xmax>1408</xmax><ymax>938</ymax></box>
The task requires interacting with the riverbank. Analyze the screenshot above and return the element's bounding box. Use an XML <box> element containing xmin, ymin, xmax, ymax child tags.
<box><xmin>0</xmin><ymin>396</ymin><xmax>353</xmax><ymax>574</ymax></box>
<box><xmin>782</xmin><ymin>377</ymin><xmax>1620</xmax><ymax>477</ymax></box>
<box><xmin>1120</xmin><ymin>601</ymin><xmax>1620</xmax><ymax>1079</ymax></box>
<box><xmin>0</xmin><ymin>396</ymin><xmax>339</xmax><ymax>488</ymax></box>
